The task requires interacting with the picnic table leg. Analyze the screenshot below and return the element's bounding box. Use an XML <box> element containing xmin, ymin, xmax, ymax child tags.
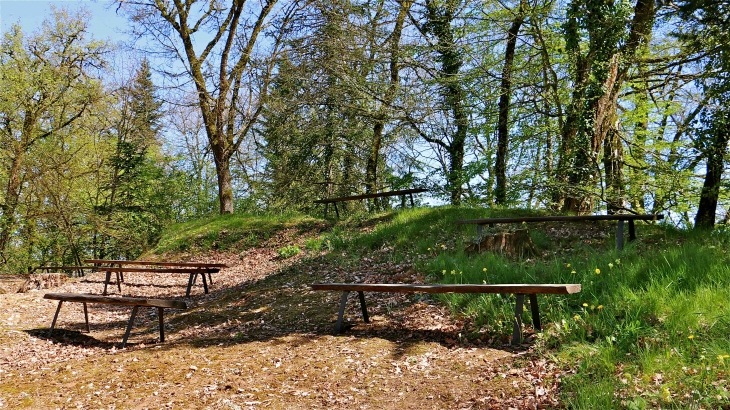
<box><xmin>103</xmin><ymin>271</ymin><xmax>111</xmax><ymax>295</ymax></box>
<box><xmin>186</xmin><ymin>274</ymin><xmax>195</xmax><ymax>297</ymax></box>
<box><xmin>158</xmin><ymin>307</ymin><xmax>165</xmax><ymax>342</ymax></box>
<box><xmin>115</xmin><ymin>272</ymin><xmax>122</xmax><ymax>292</ymax></box>
<box><xmin>477</xmin><ymin>224</ymin><xmax>484</xmax><ymax>252</ymax></box>
<box><xmin>616</xmin><ymin>220</ymin><xmax>625</xmax><ymax>250</ymax></box>
<box><xmin>529</xmin><ymin>294</ymin><xmax>541</xmax><ymax>332</ymax></box>
<box><xmin>358</xmin><ymin>291</ymin><xmax>370</xmax><ymax>323</ymax></box>
<box><xmin>335</xmin><ymin>291</ymin><xmax>350</xmax><ymax>335</ymax></box>
<box><xmin>324</xmin><ymin>203</ymin><xmax>329</xmax><ymax>219</ymax></box>
<box><xmin>334</xmin><ymin>203</ymin><xmax>340</xmax><ymax>219</ymax></box>
<box><xmin>208</xmin><ymin>272</ymin><xmax>213</xmax><ymax>285</ymax></box>
<box><xmin>512</xmin><ymin>294</ymin><xmax>525</xmax><ymax>345</ymax></box>
<box><xmin>121</xmin><ymin>306</ymin><xmax>139</xmax><ymax>348</ymax></box>
<box><xmin>83</xmin><ymin>302</ymin><xmax>90</xmax><ymax>332</ymax></box>
<box><xmin>628</xmin><ymin>219</ymin><xmax>636</xmax><ymax>241</ymax></box>
<box><xmin>49</xmin><ymin>300</ymin><xmax>64</xmax><ymax>336</ymax></box>
<box><xmin>201</xmin><ymin>272</ymin><xmax>209</xmax><ymax>294</ymax></box>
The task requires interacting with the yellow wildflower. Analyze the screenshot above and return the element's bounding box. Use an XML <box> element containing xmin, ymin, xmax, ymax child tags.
<box><xmin>595</xmin><ymin>268</ymin><xmax>601</xmax><ymax>274</ymax></box>
<box><xmin>573</xmin><ymin>315</ymin><xmax>580</xmax><ymax>320</ymax></box>
<box><xmin>571</xmin><ymin>270</ymin><xmax>576</xmax><ymax>274</ymax></box>
<box><xmin>608</xmin><ymin>263</ymin><xmax>614</xmax><ymax>269</ymax></box>
<box><xmin>482</xmin><ymin>267</ymin><xmax>487</xmax><ymax>272</ymax></box>
<box><xmin>597</xmin><ymin>305</ymin><xmax>603</xmax><ymax>310</ymax></box>
<box><xmin>688</xmin><ymin>335</ymin><xmax>695</xmax><ymax>340</ymax></box>
<box><xmin>566</xmin><ymin>263</ymin><xmax>571</xmax><ymax>268</ymax></box>
<box><xmin>582</xmin><ymin>303</ymin><xmax>589</xmax><ymax>307</ymax></box>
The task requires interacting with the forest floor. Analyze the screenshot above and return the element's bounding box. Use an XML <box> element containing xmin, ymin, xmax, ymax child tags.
<box><xmin>0</xmin><ymin>229</ymin><xmax>567</xmax><ymax>409</ymax></box>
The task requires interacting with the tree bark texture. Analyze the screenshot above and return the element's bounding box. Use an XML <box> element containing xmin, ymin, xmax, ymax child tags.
<box><xmin>425</xmin><ymin>0</ymin><xmax>467</xmax><ymax>205</ymax></box>
<box><xmin>556</xmin><ymin>0</ymin><xmax>655</xmax><ymax>214</ymax></box>
<box><xmin>495</xmin><ymin>0</ymin><xmax>526</xmax><ymax>205</ymax></box>
<box><xmin>366</xmin><ymin>0</ymin><xmax>413</xmax><ymax>210</ymax></box>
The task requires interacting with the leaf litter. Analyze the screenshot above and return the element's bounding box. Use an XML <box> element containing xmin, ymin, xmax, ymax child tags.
<box><xmin>1</xmin><ymin>228</ymin><xmax>566</xmax><ymax>409</ymax></box>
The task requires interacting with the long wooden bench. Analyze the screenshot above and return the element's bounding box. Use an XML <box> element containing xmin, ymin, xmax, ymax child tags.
<box><xmin>311</xmin><ymin>283</ymin><xmax>581</xmax><ymax>345</ymax></box>
<box><xmin>314</xmin><ymin>188</ymin><xmax>427</xmax><ymax>218</ymax></box>
<box><xmin>455</xmin><ymin>214</ymin><xmax>664</xmax><ymax>250</ymax></box>
<box><xmin>44</xmin><ymin>293</ymin><xmax>187</xmax><ymax>348</ymax></box>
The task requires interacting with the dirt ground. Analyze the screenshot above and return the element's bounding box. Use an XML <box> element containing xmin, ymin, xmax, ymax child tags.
<box><xmin>0</xmin><ymin>236</ymin><xmax>567</xmax><ymax>409</ymax></box>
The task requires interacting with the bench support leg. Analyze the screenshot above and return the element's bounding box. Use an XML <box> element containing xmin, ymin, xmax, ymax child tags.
<box><xmin>103</xmin><ymin>271</ymin><xmax>111</xmax><ymax>295</ymax></box>
<box><xmin>529</xmin><ymin>294</ymin><xmax>541</xmax><ymax>332</ymax></box>
<box><xmin>335</xmin><ymin>291</ymin><xmax>350</xmax><ymax>335</ymax></box>
<box><xmin>49</xmin><ymin>300</ymin><xmax>64</xmax><ymax>336</ymax></box>
<box><xmin>358</xmin><ymin>291</ymin><xmax>369</xmax><ymax>323</ymax></box>
<box><xmin>628</xmin><ymin>219</ymin><xmax>636</xmax><ymax>241</ymax></box>
<box><xmin>616</xmin><ymin>220</ymin><xmax>624</xmax><ymax>250</ymax></box>
<box><xmin>158</xmin><ymin>307</ymin><xmax>165</xmax><ymax>343</ymax></box>
<box><xmin>122</xmin><ymin>306</ymin><xmax>139</xmax><ymax>348</ymax></box>
<box><xmin>186</xmin><ymin>274</ymin><xmax>195</xmax><ymax>297</ymax></box>
<box><xmin>83</xmin><ymin>302</ymin><xmax>90</xmax><ymax>332</ymax></box>
<box><xmin>512</xmin><ymin>294</ymin><xmax>525</xmax><ymax>345</ymax></box>
<box><xmin>115</xmin><ymin>272</ymin><xmax>122</xmax><ymax>292</ymax></box>
<box><xmin>201</xmin><ymin>272</ymin><xmax>209</xmax><ymax>294</ymax></box>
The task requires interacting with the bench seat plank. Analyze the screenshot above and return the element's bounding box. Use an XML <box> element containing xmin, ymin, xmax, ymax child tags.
<box><xmin>311</xmin><ymin>283</ymin><xmax>580</xmax><ymax>295</ymax></box>
<box><xmin>454</xmin><ymin>214</ymin><xmax>663</xmax><ymax>224</ymax></box>
<box><xmin>44</xmin><ymin>293</ymin><xmax>187</xmax><ymax>309</ymax></box>
<box><xmin>314</xmin><ymin>188</ymin><xmax>428</xmax><ymax>204</ymax></box>
<box><xmin>44</xmin><ymin>293</ymin><xmax>186</xmax><ymax>347</ymax></box>
<box><xmin>312</xmin><ymin>283</ymin><xmax>581</xmax><ymax>345</ymax></box>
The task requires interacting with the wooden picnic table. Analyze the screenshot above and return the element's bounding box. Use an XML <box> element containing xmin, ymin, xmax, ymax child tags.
<box><xmin>455</xmin><ymin>214</ymin><xmax>664</xmax><ymax>250</ymax></box>
<box><xmin>84</xmin><ymin>259</ymin><xmax>229</xmax><ymax>297</ymax></box>
<box><xmin>314</xmin><ymin>188</ymin><xmax>427</xmax><ymax>218</ymax></box>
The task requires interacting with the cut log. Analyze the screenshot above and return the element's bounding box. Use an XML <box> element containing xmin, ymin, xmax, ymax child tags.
<box><xmin>17</xmin><ymin>273</ymin><xmax>68</xmax><ymax>293</ymax></box>
<box><xmin>465</xmin><ymin>228</ymin><xmax>536</xmax><ymax>258</ymax></box>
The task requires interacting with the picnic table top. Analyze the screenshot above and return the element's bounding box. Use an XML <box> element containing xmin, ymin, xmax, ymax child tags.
<box><xmin>455</xmin><ymin>214</ymin><xmax>664</xmax><ymax>225</ymax></box>
<box><xmin>314</xmin><ymin>188</ymin><xmax>427</xmax><ymax>204</ymax></box>
<box><xmin>94</xmin><ymin>266</ymin><xmax>220</xmax><ymax>273</ymax></box>
<box><xmin>84</xmin><ymin>259</ymin><xmax>230</xmax><ymax>268</ymax></box>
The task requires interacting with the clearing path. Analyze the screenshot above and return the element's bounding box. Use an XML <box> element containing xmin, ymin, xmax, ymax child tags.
<box><xmin>0</xmin><ymin>235</ymin><xmax>565</xmax><ymax>409</ymax></box>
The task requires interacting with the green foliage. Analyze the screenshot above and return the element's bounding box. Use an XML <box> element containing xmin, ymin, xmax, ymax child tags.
<box><xmin>277</xmin><ymin>245</ymin><xmax>301</xmax><ymax>259</ymax></box>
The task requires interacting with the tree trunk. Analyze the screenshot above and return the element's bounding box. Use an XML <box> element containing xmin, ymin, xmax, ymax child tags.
<box><xmin>495</xmin><ymin>0</ymin><xmax>526</xmax><ymax>205</ymax></box>
<box><xmin>695</xmin><ymin>127</ymin><xmax>729</xmax><ymax>229</ymax></box>
<box><xmin>0</xmin><ymin>151</ymin><xmax>25</xmax><ymax>263</ymax></box>
<box><xmin>366</xmin><ymin>0</ymin><xmax>412</xmax><ymax>211</ymax></box>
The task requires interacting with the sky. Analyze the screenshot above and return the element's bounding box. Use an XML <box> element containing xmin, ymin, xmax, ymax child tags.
<box><xmin>0</xmin><ymin>0</ymin><xmax>128</xmax><ymax>42</ymax></box>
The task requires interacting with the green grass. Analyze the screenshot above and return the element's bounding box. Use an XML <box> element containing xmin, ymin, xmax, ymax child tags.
<box><xmin>150</xmin><ymin>206</ymin><xmax>730</xmax><ymax>408</ymax></box>
<box><xmin>148</xmin><ymin>211</ymin><xmax>323</xmax><ymax>254</ymax></box>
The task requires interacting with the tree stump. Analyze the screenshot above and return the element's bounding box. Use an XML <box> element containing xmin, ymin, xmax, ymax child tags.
<box><xmin>465</xmin><ymin>229</ymin><xmax>537</xmax><ymax>258</ymax></box>
<box><xmin>17</xmin><ymin>273</ymin><xmax>68</xmax><ymax>293</ymax></box>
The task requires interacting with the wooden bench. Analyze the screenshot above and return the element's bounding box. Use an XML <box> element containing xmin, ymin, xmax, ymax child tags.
<box><xmin>85</xmin><ymin>259</ymin><xmax>229</xmax><ymax>297</ymax></box>
<box><xmin>311</xmin><ymin>283</ymin><xmax>581</xmax><ymax>345</ymax></box>
<box><xmin>44</xmin><ymin>292</ymin><xmax>187</xmax><ymax>348</ymax></box>
<box><xmin>455</xmin><ymin>214</ymin><xmax>664</xmax><ymax>250</ymax></box>
<box><xmin>314</xmin><ymin>188</ymin><xmax>427</xmax><ymax>218</ymax></box>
